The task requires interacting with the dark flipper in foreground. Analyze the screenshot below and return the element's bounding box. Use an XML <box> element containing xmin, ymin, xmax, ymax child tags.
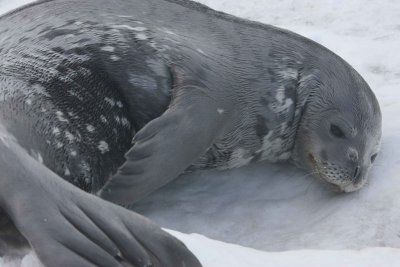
<box><xmin>99</xmin><ymin>82</ymin><xmax>234</xmax><ymax>205</ymax></box>
<box><xmin>0</xmin><ymin>127</ymin><xmax>201</xmax><ymax>267</ymax></box>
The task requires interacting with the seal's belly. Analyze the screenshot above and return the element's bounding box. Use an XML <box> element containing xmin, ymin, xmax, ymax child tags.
<box><xmin>0</xmin><ymin>19</ymin><xmax>173</xmax><ymax>191</ymax></box>
<box><xmin>0</xmin><ymin>75</ymin><xmax>136</xmax><ymax>192</ymax></box>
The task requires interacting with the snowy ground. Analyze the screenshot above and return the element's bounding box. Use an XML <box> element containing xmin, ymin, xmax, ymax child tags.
<box><xmin>1</xmin><ymin>0</ymin><xmax>400</xmax><ymax>266</ymax></box>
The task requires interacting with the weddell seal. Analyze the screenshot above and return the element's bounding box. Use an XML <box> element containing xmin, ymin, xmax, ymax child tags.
<box><xmin>0</xmin><ymin>0</ymin><xmax>382</xmax><ymax>265</ymax></box>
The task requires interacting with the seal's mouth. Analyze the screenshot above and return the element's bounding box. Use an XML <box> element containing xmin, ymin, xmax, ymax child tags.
<box><xmin>307</xmin><ymin>153</ymin><xmax>364</xmax><ymax>193</ymax></box>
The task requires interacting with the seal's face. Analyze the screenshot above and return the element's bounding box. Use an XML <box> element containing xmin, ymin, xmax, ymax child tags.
<box><xmin>292</xmin><ymin>69</ymin><xmax>382</xmax><ymax>192</ymax></box>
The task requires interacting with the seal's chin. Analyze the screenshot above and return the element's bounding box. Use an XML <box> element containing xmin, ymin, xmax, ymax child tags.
<box><xmin>321</xmin><ymin>178</ymin><xmax>365</xmax><ymax>193</ymax></box>
<box><xmin>324</xmin><ymin>182</ymin><xmax>344</xmax><ymax>192</ymax></box>
<box><xmin>337</xmin><ymin>181</ymin><xmax>365</xmax><ymax>193</ymax></box>
<box><xmin>315</xmin><ymin>172</ymin><xmax>366</xmax><ymax>193</ymax></box>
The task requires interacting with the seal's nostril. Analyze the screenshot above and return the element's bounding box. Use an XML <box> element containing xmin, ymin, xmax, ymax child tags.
<box><xmin>348</xmin><ymin>149</ymin><xmax>358</xmax><ymax>162</ymax></box>
<box><xmin>353</xmin><ymin>166</ymin><xmax>361</xmax><ymax>182</ymax></box>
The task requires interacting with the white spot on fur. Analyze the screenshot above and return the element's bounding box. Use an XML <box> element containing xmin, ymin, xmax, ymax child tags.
<box><xmin>257</xmin><ymin>133</ymin><xmax>292</xmax><ymax>162</ymax></box>
<box><xmin>228</xmin><ymin>149</ymin><xmax>253</xmax><ymax>168</ymax></box>
<box><xmin>52</xmin><ymin>127</ymin><xmax>60</xmax><ymax>136</ymax></box>
<box><xmin>56</xmin><ymin>111</ymin><xmax>69</xmax><ymax>123</ymax></box>
<box><xmin>276</xmin><ymin>151</ymin><xmax>291</xmax><ymax>161</ymax></box>
<box><xmin>278</xmin><ymin>68</ymin><xmax>298</xmax><ymax>80</ymax></box>
<box><xmin>70</xmin><ymin>150</ymin><xmax>77</xmax><ymax>157</ymax></box>
<box><xmin>76</xmin><ymin>132</ymin><xmax>82</xmax><ymax>141</ymax></box>
<box><xmin>116</xmin><ymin>15</ymin><xmax>132</xmax><ymax>18</ymax></box>
<box><xmin>68</xmin><ymin>90</ymin><xmax>83</xmax><ymax>100</ymax></box>
<box><xmin>25</xmin><ymin>99</ymin><xmax>32</xmax><ymax>105</ymax></box>
<box><xmin>31</xmin><ymin>84</ymin><xmax>50</xmax><ymax>97</ymax></box>
<box><xmin>100</xmin><ymin>115</ymin><xmax>108</xmax><ymax>123</ymax></box>
<box><xmin>41</xmin><ymin>107</ymin><xmax>47</xmax><ymax>112</ymax></box>
<box><xmin>115</xmin><ymin>116</ymin><xmax>121</xmax><ymax>124</ymax></box>
<box><xmin>196</xmin><ymin>48</ymin><xmax>206</xmax><ymax>55</ymax></box>
<box><xmin>278</xmin><ymin>99</ymin><xmax>293</xmax><ymax>113</ymax></box>
<box><xmin>37</xmin><ymin>153</ymin><xmax>43</xmax><ymax>164</ymax></box>
<box><xmin>65</xmin><ymin>131</ymin><xmax>75</xmax><ymax>142</ymax></box>
<box><xmin>81</xmin><ymin>161</ymin><xmax>91</xmax><ymax>172</ymax></box>
<box><xmin>150</xmin><ymin>41</ymin><xmax>158</xmax><ymax>49</ymax></box>
<box><xmin>64</xmin><ymin>168</ymin><xmax>71</xmax><ymax>176</ymax></box>
<box><xmin>101</xmin><ymin>46</ymin><xmax>115</xmax><ymax>52</ymax></box>
<box><xmin>56</xmin><ymin>142</ymin><xmax>63</xmax><ymax>149</ymax></box>
<box><xmin>121</xmin><ymin>117</ymin><xmax>130</xmax><ymax>127</ymax></box>
<box><xmin>74</xmin><ymin>21</ymin><xmax>83</xmax><ymax>26</ymax></box>
<box><xmin>273</xmin><ymin>86</ymin><xmax>294</xmax><ymax>113</ymax></box>
<box><xmin>131</xmin><ymin>26</ymin><xmax>147</xmax><ymax>31</ymax></box>
<box><xmin>30</xmin><ymin>151</ymin><xmax>43</xmax><ymax>164</ymax></box>
<box><xmin>98</xmin><ymin>141</ymin><xmax>109</xmax><ymax>153</ymax></box>
<box><xmin>116</xmin><ymin>101</ymin><xmax>123</xmax><ymax>108</ymax></box>
<box><xmin>110</xmin><ymin>55</ymin><xmax>121</xmax><ymax>61</ymax></box>
<box><xmin>136</xmin><ymin>33</ymin><xmax>148</xmax><ymax>40</ymax></box>
<box><xmin>217</xmin><ymin>108</ymin><xmax>224</xmax><ymax>114</ymax></box>
<box><xmin>113</xmin><ymin>24</ymin><xmax>139</xmax><ymax>31</ymax></box>
<box><xmin>276</xmin><ymin>87</ymin><xmax>285</xmax><ymax>103</ymax></box>
<box><xmin>104</xmin><ymin>97</ymin><xmax>115</xmax><ymax>106</ymax></box>
<box><xmin>86</xmin><ymin>124</ymin><xmax>95</xmax><ymax>132</ymax></box>
<box><xmin>161</xmin><ymin>28</ymin><xmax>176</xmax><ymax>35</ymax></box>
<box><xmin>299</xmin><ymin>73</ymin><xmax>316</xmax><ymax>84</ymax></box>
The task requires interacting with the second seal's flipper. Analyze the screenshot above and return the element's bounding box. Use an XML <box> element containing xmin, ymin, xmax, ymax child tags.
<box><xmin>99</xmin><ymin>85</ymin><xmax>233</xmax><ymax>205</ymax></box>
<box><xmin>0</xmin><ymin>209</ymin><xmax>29</xmax><ymax>257</ymax></box>
<box><xmin>0</xmin><ymin>130</ymin><xmax>201</xmax><ymax>267</ymax></box>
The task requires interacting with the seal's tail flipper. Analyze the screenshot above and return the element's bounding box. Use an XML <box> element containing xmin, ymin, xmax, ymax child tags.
<box><xmin>0</xmin><ymin>131</ymin><xmax>202</xmax><ymax>267</ymax></box>
<box><xmin>99</xmin><ymin>85</ymin><xmax>233</xmax><ymax>205</ymax></box>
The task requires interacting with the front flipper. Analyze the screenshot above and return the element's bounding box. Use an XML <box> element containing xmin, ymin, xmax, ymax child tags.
<box><xmin>0</xmin><ymin>132</ymin><xmax>201</xmax><ymax>267</ymax></box>
<box><xmin>99</xmin><ymin>86</ymin><xmax>232</xmax><ymax>205</ymax></box>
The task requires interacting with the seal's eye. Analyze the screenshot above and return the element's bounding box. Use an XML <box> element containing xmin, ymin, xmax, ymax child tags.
<box><xmin>330</xmin><ymin>124</ymin><xmax>345</xmax><ymax>139</ymax></box>
<box><xmin>371</xmin><ymin>153</ymin><xmax>378</xmax><ymax>163</ymax></box>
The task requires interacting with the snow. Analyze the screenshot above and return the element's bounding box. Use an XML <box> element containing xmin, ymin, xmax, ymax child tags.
<box><xmin>1</xmin><ymin>0</ymin><xmax>400</xmax><ymax>266</ymax></box>
<box><xmin>175</xmin><ymin>231</ymin><xmax>400</xmax><ymax>267</ymax></box>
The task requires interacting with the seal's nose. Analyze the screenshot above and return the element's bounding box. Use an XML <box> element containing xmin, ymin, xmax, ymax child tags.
<box><xmin>347</xmin><ymin>148</ymin><xmax>359</xmax><ymax>162</ymax></box>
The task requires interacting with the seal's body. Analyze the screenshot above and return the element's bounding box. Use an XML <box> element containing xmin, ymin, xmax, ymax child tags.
<box><xmin>0</xmin><ymin>0</ymin><xmax>381</xmax><ymax>265</ymax></box>
<box><xmin>2</xmin><ymin>0</ymin><xmax>326</xmax><ymax>190</ymax></box>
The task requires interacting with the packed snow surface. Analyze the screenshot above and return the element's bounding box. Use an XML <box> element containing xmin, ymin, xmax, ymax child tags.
<box><xmin>1</xmin><ymin>0</ymin><xmax>400</xmax><ymax>266</ymax></box>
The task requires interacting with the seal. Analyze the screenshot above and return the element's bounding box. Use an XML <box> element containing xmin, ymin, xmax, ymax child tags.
<box><xmin>0</xmin><ymin>134</ymin><xmax>202</xmax><ymax>265</ymax></box>
<box><xmin>0</xmin><ymin>126</ymin><xmax>202</xmax><ymax>267</ymax></box>
<box><xmin>0</xmin><ymin>0</ymin><xmax>381</xmax><ymax>265</ymax></box>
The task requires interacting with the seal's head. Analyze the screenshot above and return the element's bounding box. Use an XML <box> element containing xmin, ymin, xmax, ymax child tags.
<box><xmin>292</xmin><ymin>60</ymin><xmax>382</xmax><ymax>192</ymax></box>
